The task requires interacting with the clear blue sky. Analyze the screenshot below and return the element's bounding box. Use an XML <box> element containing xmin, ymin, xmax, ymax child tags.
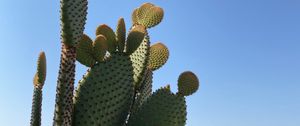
<box><xmin>0</xmin><ymin>0</ymin><xmax>299</xmax><ymax>126</ymax></box>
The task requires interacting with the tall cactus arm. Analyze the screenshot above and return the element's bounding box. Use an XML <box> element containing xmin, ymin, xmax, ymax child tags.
<box><xmin>53</xmin><ymin>0</ymin><xmax>88</xmax><ymax>125</ymax></box>
<box><xmin>53</xmin><ymin>45</ymin><xmax>77</xmax><ymax>126</ymax></box>
<box><xmin>30</xmin><ymin>52</ymin><xmax>46</xmax><ymax>126</ymax></box>
<box><xmin>30</xmin><ymin>87</ymin><xmax>43</xmax><ymax>126</ymax></box>
<box><xmin>60</xmin><ymin>0</ymin><xmax>88</xmax><ymax>47</ymax></box>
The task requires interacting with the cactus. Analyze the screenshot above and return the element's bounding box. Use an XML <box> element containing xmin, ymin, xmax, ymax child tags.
<box><xmin>31</xmin><ymin>52</ymin><xmax>46</xmax><ymax>126</ymax></box>
<box><xmin>30</xmin><ymin>2</ymin><xmax>200</xmax><ymax>126</ymax></box>
<box><xmin>53</xmin><ymin>0</ymin><xmax>88</xmax><ymax>126</ymax></box>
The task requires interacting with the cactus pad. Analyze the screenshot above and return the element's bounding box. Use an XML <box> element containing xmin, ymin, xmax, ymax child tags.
<box><xmin>73</xmin><ymin>53</ymin><xmax>134</xmax><ymax>126</ymax></box>
<box><xmin>128</xmin><ymin>86</ymin><xmax>187</xmax><ymax>126</ymax></box>
<box><xmin>96</xmin><ymin>24</ymin><xmax>117</xmax><ymax>53</ymax></box>
<box><xmin>148</xmin><ymin>42</ymin><xmax>169</xmax><ymax>71</ymax></box>
<box><xmin>141</xmin><ymin>6</ymin><xmax>164</xmax><ymax>28</ymax></box>
<box><xmin>126</xmin><ymin>25</ymin><xmax>147</xmax><ymax>54</ymax></box>
<box><xmin>116</xmin><ymin>18</ymin><xmax>126</xmax><ymax>52</ymax></box>
<box><xmin>177</xmin><ymin>71</ymin><xmax>199</xmax><ymax>96</ymax></box>
<box><xmin>76</xmin><ymin>34</ymin><xmax>96</xmax><ymax>67</ymax></box>
<box><xmin>133</xmin><ymin>3</ymin><xmax>164</xmax><ymax>28</ymax></box>
<box><xmin>136</xmin><ymin>3</ymin><xmax>154</xmax><ymax>22</ymax></box>
<box><xmin>93</xmin><ymin>35</ymin><xmax>108</xmax><ymax>62</ymax></box>
<box><xmin>129</xmin><ymin>26</ymin><xmax>150</xmax><ymax>87</ymax></box>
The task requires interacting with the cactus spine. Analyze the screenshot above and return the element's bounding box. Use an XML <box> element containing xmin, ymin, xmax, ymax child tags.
<box><xmin>30</xmin><ymin>2</ymin><xmax>200</xmax><ymax>126</ymax></box>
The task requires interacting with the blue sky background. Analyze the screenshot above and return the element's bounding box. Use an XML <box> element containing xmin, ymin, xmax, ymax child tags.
<box><xmin>0</xmin><ymin>0</ymin><xmax>299</xmax><ymax>126</ymax></box>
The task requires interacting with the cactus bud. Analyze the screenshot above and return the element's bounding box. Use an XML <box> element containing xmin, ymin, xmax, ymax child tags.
<box><xmin>33</xmin><ymin>51</ymin><xmax>46</xmax><ymax>88</ymax></box>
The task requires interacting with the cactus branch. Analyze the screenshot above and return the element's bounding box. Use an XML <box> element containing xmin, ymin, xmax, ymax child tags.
<box><xmin>53</xmin><ymin>0</ymin><xmax>88</xmax><ymax>125</ymax></box>
<box><xmin>53</xmin><ymin>44</ymin><xmax>76</xmax><ymax>126</ymax></box>
<box><xmin>30</xmin><ymin>87</ymin><xmax>43</xmax><ymax>126</ymax></box>
<box><xmin>30</xmin><ymin>51</ymin><xmax>46</xmax><ymax>126</ymax></box>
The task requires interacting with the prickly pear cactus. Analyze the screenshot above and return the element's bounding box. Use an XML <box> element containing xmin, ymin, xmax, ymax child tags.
<box><xmin>29</xmin><ymin>2</ymin><xmax>200</xmax><ymax>126</ymax></box>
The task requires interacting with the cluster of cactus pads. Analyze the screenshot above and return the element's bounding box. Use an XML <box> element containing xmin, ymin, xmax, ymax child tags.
<box><xmin>30</xmin><ymin>1</ymin><xmax>199</xmax><ymax>126</ymax></box>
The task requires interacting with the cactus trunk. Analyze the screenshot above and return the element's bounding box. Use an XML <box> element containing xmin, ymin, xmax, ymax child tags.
<box><xmin>53</xmin><ymin>44</ymin><xmax>76</xmax><ymax>126</ymax></box>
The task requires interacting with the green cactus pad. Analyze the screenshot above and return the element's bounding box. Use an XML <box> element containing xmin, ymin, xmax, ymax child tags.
<box><xmin>116</xmin><ymin>18</ymin><xmax>126</xmax><ymax>52</ymax></box>
<box><xmin>60</xmin><ymin>0</ymin><xmax>88</xmax><ymax>46</ymax></box>
<box><xmin>148</xmin><ymin>42</ymin><xmax>169</xmax><ymax>71</ymax></box>
<box><xmin>92</xmin><ymin>35</ymin><xmax>108</xmax><ymax>62</ymax></box>
<box><xmin>73</xmin><ymin>53</ymin><xmax>134</xmax><ymax>126</ymax></box>
<box><xmin>33</xmin><ymin>51</ymin><xmax>46</xmax><ymax>88</ymax></box>
<box><xmin>129</xmin><ymin>26</ymin><xmax>150</xmax><ymax>87</ymax></box>
<box><xmin>128</xmin><ymin>86</ymin><xmax>187</xmax><ymax>126</ymax></box>
<box><xmin>96</xmin><ymin>24</ymin><xmax>117</xmax><ymax>53</ymax></box>
<box><xmin>126</xmin><ymin>25</ymin><xmax>147</xmax><ymax>55</ymax></box>
<box><xmin>140</xmin><ymin>6</ymin><xmax>164</xmax><ymax>28</ymax></box>
<box><xmin>76</xmin><ymin>34</ymin><xmax>96</xmax><ymax>67</ymax></box>
<box><xmin>136</xmin><ymin>3</ymin><xmax>154</xmax><ymax>22</ymax></box>
<box><xmin>134</xmin><ymin>3</ymin><xmax>164</xmax><ymax>28</ymax></box>
<box><xmin>177</xmin><ymin>71</ymin><xmax>199</xmax><ymax>96</ymax></box>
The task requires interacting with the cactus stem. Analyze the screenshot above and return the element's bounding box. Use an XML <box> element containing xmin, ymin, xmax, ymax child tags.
<box><xmin>53</xmin><ymin>43</ymin><xmax>76</xmax><ymax>126</ymax></box>
<box><xmin>30</xmin><ymin>87</ymin><xmax>43</xmax><ymax>126</ymax></box>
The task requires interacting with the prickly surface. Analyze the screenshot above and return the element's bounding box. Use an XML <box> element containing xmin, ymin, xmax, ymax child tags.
<box><xmin>131</xmin><ymin>69</ymin><xmax>153</xmax><ymax>114</ymax></box>
<box><xmin>76</xmin><ymin>34</ymin><xmax>96</xmax><ymax>67</ymax></box>
<box><xmin>126</xmin><ymin>25</ymin><xmax>147</xmax><ymax>55</ymax></box>
<box><xmin>73</xmin><ymin>53</ymin><xmax>134</xmax><ymax>126</ymax></box>
<box><xmin>30</xmin><ymin>88</ymin><xmax>43</xmax><ymax>126</ymax></box>
<box><xmin>116</xmin><ymin>18</ymin><xmax>126</xmax><ymax>52</ymax></box>
<box><xmin>141</xmin><ymin>6</ymin><xmax>164</xmax><ymax>28</ymax></box>
<box><xmin>133</xmin><ymin>3</ymin><xmax>164</xmax><ymax>28</ymax></box>
<box><xmin>96</xmin><ymin>24</ymin><xmax>117</xmax><ymax>53</ymax></box>
<box><xmin>129</xmin><ymin>26</ymin><xmax>150</xmax><ymax>87</ymax></box>
<box><xmin>60</xmin><ymin>0</ymin><xmax>88</xmax><ymax>47</ymax></box>
<box><xmin>148</xmin><ymin>42</ymin><xmax>169</xmax><ymax>71</ymax></box>
<box><xmin>136</xmin><ymin>3</ymin><xmax>154</xmax><ymax>22</ymax></box>
<box><xmin>53</xmin><ymin>44</ymin><xmax>76</xmax><ymax>126</ymax></box>
<box><xmin>128</xmin><ymin>86</ymin><xmax>187</xmax><ymax>126</ymax></box>
<box><xmin>177</xmin><ymin>71</ymin><xmax>199</xmax><ymax>96</ymax></box>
